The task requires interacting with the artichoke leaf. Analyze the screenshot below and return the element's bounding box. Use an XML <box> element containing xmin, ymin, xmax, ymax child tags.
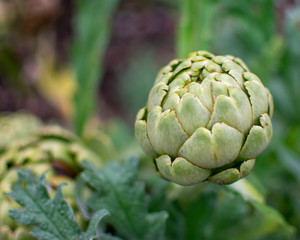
<box><xmin>239</xmin><ymin>114</ymin><xmax>272</xmax><ymax>159</ymax></box>
<box><xmin>172</xmin><ymin>59</ymin><xmax>192</xmax><ymax>76</ymax></box>
<box><xmin>135</xmin><ymin>108</ymin><xmax>157</xmax><ymax>158</ymax></box>
<box><xmin>179</xmin><ymin>123</ymin><xmax>243</xmax><ymax>169</ymax></box>
<box><xmin>177</xmin><ymin>93</ymin><xmax>211</xmax><ymax>135</ymax></box>
<box><xmin>244</xmin><ymin>80</ymin><xmax>269</xmax><ymax>123</ymax></box>
<box><xmin>208</xmin><ymin>168</ymin><xmax>241</xmax><ymax>185</ymax></box>
<box><xmin>188</xmin><ymin>81</ymin><xmax>213</xmax><ymax>111</ymax></box>
<box><xmin>147</xmin><ymin>107</ymin><xmax>188</xmax><ymax>157</ymax></box>
<box><xmin>240</xmin><ymin>159</ymin><xmax>256</xmax><ymax>178</ymax></box>
<box><xmin>147</xmin><ymin>82</ymin><xmax>169</xmax><ymax>111</ymax></box>
<box><xmin>208</xmin><ymin>87</ymin><xmax>252</xmax><ymax>134</ymax></box>
<box><xmin>156</xmin><ymin>155</ymin><xmax>211</xmax><ymax>186</ymax></box>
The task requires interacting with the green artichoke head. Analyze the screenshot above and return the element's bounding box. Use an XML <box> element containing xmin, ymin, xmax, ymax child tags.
<box><xmin>135</xmin><ymin>51</ymin><xmax>273</xmax><ymax>185</ymax></box>
<box><xmin>0</xmin><ymin>117</ymin><xmax>103</xmax><ymax>239</ymax></box>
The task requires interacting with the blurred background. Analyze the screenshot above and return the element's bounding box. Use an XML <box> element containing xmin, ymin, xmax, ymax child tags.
<box><xmin>0</xmin><ymin>0</ymin><xmax>299</xmax><ymax>125</ymax></box>
<box><xmin>0</xmin><ymin>0</ymin><xmax>300</xmax><ymax>239</ymax></box>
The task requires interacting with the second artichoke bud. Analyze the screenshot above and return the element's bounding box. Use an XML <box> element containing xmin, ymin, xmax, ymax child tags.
<box><xmin>135</xmin><ymin>50</ymin><xmax>273</xmax><ymax>185</ymax></box>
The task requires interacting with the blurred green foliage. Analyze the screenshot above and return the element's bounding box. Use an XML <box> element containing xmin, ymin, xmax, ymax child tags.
<box><xmin>176</xmin><ymin>0</ymin><xmax>217</xmax><ymax>57</ymax></box>
<box><xmin>72</xmin><ymin>0</ymin><xmax>119</xmax><ymax>136</ymax></box>
<box><xmin>175</xmin><ymin>0</ymin><xmax>300</xmax><ymax>238</ymax></box>
<box><xmin>120</xmin><ymin>49</ymin><xmax>160</xmax><ymax>117</ymax></box>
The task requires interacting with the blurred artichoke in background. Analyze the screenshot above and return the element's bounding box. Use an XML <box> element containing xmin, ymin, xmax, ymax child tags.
<box><xmin>0</xmin><ymin>112</ymin><xmax>102</xmax><ymax>239</ymax></box>
<box><xmin>135</xmin><ymin>51</ymin><xmax>273</xmax><ymax>186</ymax></box>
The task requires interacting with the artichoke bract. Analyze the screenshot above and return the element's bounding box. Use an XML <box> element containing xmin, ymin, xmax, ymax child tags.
<box><xmin>135</xmin><ymin>50</ymin><xmax>273</xmax><ymax>185</ymax></box>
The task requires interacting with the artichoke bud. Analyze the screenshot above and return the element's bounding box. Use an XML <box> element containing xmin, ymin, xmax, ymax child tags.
<box><xmin>0</xmin><ymin>119</ymin><xmax>103</xmax><ymax>236</ymax></box>
<box><xmin>135</xmin><ymin>50</ymin><xmax>273</xmax><ymax>185</ymax></box>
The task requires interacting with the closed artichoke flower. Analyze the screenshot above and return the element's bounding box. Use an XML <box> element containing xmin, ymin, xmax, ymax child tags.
<box><xmin>0</xmin><ymin>114</ymin><xmax>102</xmax><ymax>240</ymax></box>
<box><xmin>135</xmin><ymin>51</ymin><xmax>273</xmax><ymax>185</ymax></box>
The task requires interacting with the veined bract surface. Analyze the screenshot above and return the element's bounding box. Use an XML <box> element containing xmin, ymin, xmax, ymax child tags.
<box><xmin>135</xmin><ymin>51</ymin><xmax>273</xmax><ymax>185</ymax></box>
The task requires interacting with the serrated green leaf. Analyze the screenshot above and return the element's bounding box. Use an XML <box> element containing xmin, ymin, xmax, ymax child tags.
<box><xmin>7</xmin><ymin>169</ymin><xmax>109</xmax><ymax>240</ymax></box>
<box><xmin>81</xmin><ymin>158</ymin><xmax>168</xmax><ymax>240</ymax></box>
<box><xmin>85</xmin><ymin>209</ymin><xmax>110</xmax><ymax>239</ymax></box>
